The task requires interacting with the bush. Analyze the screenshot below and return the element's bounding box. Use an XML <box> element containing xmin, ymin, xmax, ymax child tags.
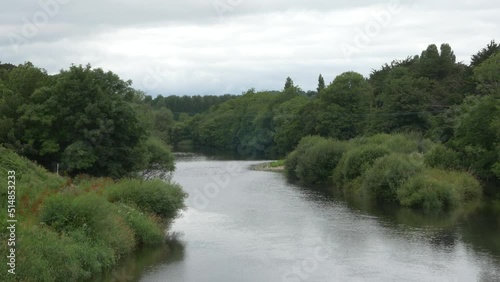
<box><xmin>424</xmin><ymin>144</ymin><xmax>461</xmax><ymax>170</ymax></box>
<box><xmin>334</xmin><ymin>144</ymin><xmax>391</xmax><ymax>187</ymax></box>
<box><xmin>107</xmin><ymin>179</ymin><xmax>187</xmax><ymax>220</ymax></box>
<box><xmin>398</xmin><ymin>169</ymin><xmax>482</xmax><ymax>211</ymax></box>
<box><xmin>16</xmin><ymin>225</ymin><xmax>115</xmax><ymax>282</ymax></box>
<box><xmin>40</xmin><ymin>193</ymin><xmax>135</xmax><ymax>257</ymax></box>
<box><xmin>353</xmin><ymin>133</ymin><xmax>433</xmax><ymax>154</ymax></box>
<box><xmin>115</xmin><ymin>203</ymin><xmax>165</xmax><ymax>245</ymax></box>
<box><xmin>295</xmin><ymin>139</ymin><xmax>348</xmax><ymax>185</ymax></box>
<box><xmin>362</xmin><ymin>153</ymin><xmax>424</xmax><ymax>202</ymax></box>
<box><xmin>284</xmin><ymin>136</ymin><xmax>326</xmax><ymax>180</ymax></box>
<box><xmin>284</xmin><ymin>151</ymin><xmax>299</xmax><ymax>179</ymax></box>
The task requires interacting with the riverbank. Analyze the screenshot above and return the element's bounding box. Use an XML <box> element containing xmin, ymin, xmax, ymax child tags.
<box><xmin>249</xmin><ymin>160</ymin><xmax>285</xmax><ymax>172</ymax></box>
<box><xmin>0</xmin><ymin>147</ymin><xmax>186</xmax><ymax>282</ymax></box>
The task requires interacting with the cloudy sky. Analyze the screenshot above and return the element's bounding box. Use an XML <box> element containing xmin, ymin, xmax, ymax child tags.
<box><xmin>1</xmin><ymin>0</ymin><xmax>498</xmax><ymax>96</ymax></box>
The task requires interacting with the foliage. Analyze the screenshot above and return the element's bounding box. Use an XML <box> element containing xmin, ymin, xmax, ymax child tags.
<box><xmin>270</xmin><ymin>160</ymin><xmax>285</xmax><ymax>168</ymax></box>
<box><xmin>449</xmin><ymin>95</ymin><xmax>500</xmax><ymax>178</ymax></box>
<box><xmin>107</xmin><ymin>179</ymin><xmax>187</xmax><ymax>219</ymax></box>
<box><xmin>398</xmin><ymin>169</ymin><xmax>482</xmax><ymax>211</ymax></box>
<box><xmin>334</xmin><ymin>144</ymin><xmax>390</xmax><ymax>187</ymax></box>
<box><xmin>295</xmin><ymin>138</ymin><xmax>348</xmax><ymax>185</ymax></box>
<box><xmin>284</xmin><ymin>136</ymin><xmax>326</xmax><ymax>179</ymax></box>
<box><xmin>470</xmin><ymin>40</ymin><xmax>500</xmax><ymax>68</ymax></box>
<box><xmin>473</xmin><ymin>52</ymin><xmax>500</xmax><ymax>95</ymax></box>
<box><xmin>40</xmin><ymin>193</ymin><xmax>135</xmax><ymax>256</ymax></box>
<box><xmin>114</xmin><ymin>203</ymin><xmax>165</xmax><ymax>245</ymax></box>
<box><xmin>0</xmin><ymin>147</ymin><xmax>186</xmax><ymax>281</ymax></box>
<box><xmin>424</xmin><ymin>144</ymin><xmax>461</xmax><ymax>170</ymax></box>
<box><xmin>362</xmin><ymin>153</ymin><xmax>424</xmax><ymax>202</ymax></box>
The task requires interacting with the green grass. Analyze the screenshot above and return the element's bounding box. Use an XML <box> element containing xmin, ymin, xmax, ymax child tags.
<box><xmin>269</xmin><ymin>160</ymin><xmax>285</xmax><ymax>168</ymax></box>
<box><xmin>0</xmin><ymin>146</ymin><xmax>186</xmax><ymax>282</ymax></box>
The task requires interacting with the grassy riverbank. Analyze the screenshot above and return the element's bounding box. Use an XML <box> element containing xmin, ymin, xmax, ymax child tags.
<box><xmin>0</xmin><ymin>147</ymin><xmax>186</xmax><ymax>282</ymax></box>
<box><xmin>249</xmin><ymin>160</ymin><xmax>285</xmax><ymax>172</ymax></box>
<box><xmin>285</xmin><ymin>134</ymin><xmax>483</xmax><ymax>212</ymax></box>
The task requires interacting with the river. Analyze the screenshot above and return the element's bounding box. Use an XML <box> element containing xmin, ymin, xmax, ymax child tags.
<box><xmin>103</xmin><ymin>153</ymin><xmax>500</xmax><ymax>281</ymax></box>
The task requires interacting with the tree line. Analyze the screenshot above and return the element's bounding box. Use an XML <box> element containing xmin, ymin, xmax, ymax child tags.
<box><xmin>165</xmin><ymin>41</ymin><xmax>500</xmax><ymax>182</ymax></box>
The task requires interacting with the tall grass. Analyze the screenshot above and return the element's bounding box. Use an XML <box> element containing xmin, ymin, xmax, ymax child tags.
<box><xmin>0</xmin><ymin>146</ymin><xmax>186</xmax><ymax>282</ymax></box>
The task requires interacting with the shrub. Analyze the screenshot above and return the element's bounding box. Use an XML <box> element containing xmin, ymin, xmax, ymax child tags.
<box><xmin>295</xmin><ymin>139</ymin><xmax>348</xmax><ymax>185</ymax></box>
<box><xmin>362</xmin><ymin>153</ymin><xmax>424</xmax><ymax>202</ymax></box>
<box><xmin>284</xmin><ymin>151</ymin><xmax>299</xmax><ymax>179</ymax></box>
<box><xmin>284</xmin><ymin>136</ymin><xmax>326</xmax><ymax>180</ymax></box>
<box><xmin>107</xmin><ymin>179</ymin><xmax>187</xmax><ymax>220</ymax></box>
<box><xmin>334</xmin><ymin>144</ymin><xmax>391</xmax><ymax>187</ymax></box>
<box><xmin>398</xmin><ymin>169</ymin><xmax>482</xmax><ymax>211</ymax></box>
<box><xmin>40</xmin><ymin>193</ymin><xmax>135</xmax><ymax>257</ymax></box>
<box><xmin>424</xmin><ymin>144</ymin><xmax>461</xmax><ymax>170</ymax></box>
<box><xmin>115</xmin><ymin>203</ymin><xmax>165</xmax><ymax>245</ymax></box>
<box><xmin>16</xmin><ymin>225</ymin><xmax>115</xmax><ymax>282</ymax></box>
<box><xmin>353</xmin><ymin>133</ymin><xmax>433</xmax><ymax>154</ymax></box>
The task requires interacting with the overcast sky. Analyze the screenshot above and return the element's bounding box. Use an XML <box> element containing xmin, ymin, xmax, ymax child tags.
<box><xmin>1</xmin><ymin>0</ymin><xmax>498</xmax><ymax>96</ymax></box>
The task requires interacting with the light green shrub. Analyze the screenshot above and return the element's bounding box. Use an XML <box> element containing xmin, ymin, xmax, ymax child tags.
<box><xmin>424</xmin><ymin>144</ymin><xmax>461</xmax><ymax>170</ymax></box>
<box><xmin>107</xmin><ymin>179</ymin><xmax>187</xmax><ymax>220</ymax></box>
<box><xmin>362</xmin><ymin>153</ymin><xmax>424</xmax><ymax>201</ymax></box>
<box><xmin>398</xmin><ymin>169</ymin><xmax>482</xmax><ymax>211</ymax></box>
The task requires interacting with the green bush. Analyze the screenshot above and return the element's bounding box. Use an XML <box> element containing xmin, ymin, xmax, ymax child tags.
<box><xmin>362</xmin><ymin>153</ymin><xmax>424</xmax><ymax>202</ymax></box>
<box><xmin>398</xmin><ymin>169</ymin><xmax>482</xmax><ymax>211</ymax></box>
<box><xmin>16</xmin><ymin>225</ymin><xmax>115</xmax><ymax>282</ymax></box>
<box><xmin>424</xmin><ymin>144</ymin><xmax>461</xmax><ymax>170</ymax></box>
<box><xmin>334</xmin><ymin>144</ymin><xmax>391</xmax><ymax>187</ymax></box>
<box><xmin>115</xmin><ymin>203</ymin><xmax>165</xmax><ymax>245</ymax></box>
<box><xmin>107</xmin><ymin>179</ymin><xmax>187</xmax><ymax>220</ymax></box>
<box><xmin>284</xmin><ymin>136</ymin><xmax>326</xmax><ymax>180</ymax></box>
<box><xmin>40</xmin><ymin>193</ymin><xmax>135</xmax><ymax>257</ymax></box>
<box><xmin>295</xmin><ymin>139</ymin><xmax>348</xmax><ymax>185</ymax></box>
<box><xmin>284</xmin><ymin>150</ymin><xmax>300</xmax><ymax>179</ymax></box>
<box><xmin>353</xmin><ymin>133</ymin><xmax>433</xmax><ymax>154</ymax></box>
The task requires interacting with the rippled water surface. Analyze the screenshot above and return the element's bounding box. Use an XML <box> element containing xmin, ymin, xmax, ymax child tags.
<box><xmin>106</xmin><ymin>153</ymin><xmax>500</xmax><ymax>282</ymax></box>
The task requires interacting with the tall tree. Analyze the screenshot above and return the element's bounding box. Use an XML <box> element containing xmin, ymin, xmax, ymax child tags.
<box><xmin>319</xmin><ymin>71</ymin><xmax>373</xmax><ymax>139</ymax></box>
<box><xmin>473</xmin><ymin>52</ymin><xmax>500</xmax><ymax>95</ymax></box>
<box><xmin>284</xmin><ymin>77</ymin><xmax>294</xmax><ymax>90</ymax></box>
<box><xmin>317</xmin><ymin>74</ymin><xmax>325</xmax><ymax>93</ymax></box>
<box><xmin>370</xmin><ymin>67</ymin><xmax>431</xmax><ymax>133</ymax></box>
<box><xmin>471</xmin><ymin>40</ymin><xmax>500</xmax><ymax>68</ymax></box>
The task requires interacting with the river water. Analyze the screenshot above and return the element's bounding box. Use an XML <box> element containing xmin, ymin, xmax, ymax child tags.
<box><xmin>107</xmin><ymin>153</ymin><xmax>500</xmax><ymax>281</ymax></box>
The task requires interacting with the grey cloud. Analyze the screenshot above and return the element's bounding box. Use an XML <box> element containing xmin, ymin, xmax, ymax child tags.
<box><xmin>0</xmin><ymin>0</ymin><xmax>499</xmax><ymax>95</ymax></box>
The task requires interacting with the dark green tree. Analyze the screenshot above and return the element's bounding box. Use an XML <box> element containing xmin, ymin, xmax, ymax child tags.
<box><xmin>471</xmin><ymin>40</ymin><xmax>500</xmax><ymax>68</ymax></box>
<box><xmin>370</xmin><ymin>68</ymin><xmax>431</xmax><ymax>133</ymax></box>
<box><xmin>317</xmin><ymin>74</ymin><xmax>325</xmax><ymax>93</ymax></box>
<box><xmin>8</xmin><ymin>64</ymin><xmax>174</xmax><ymax>178</ymax></box>
<box><xmin>284</xmin><ymin>77</ymin><xmax>294</xmax><ymax>90</ymax></box>
<box><xmin>473</xmin><ymin>52</ymin><xmax>500</xmax><ymax>95</ymax></box>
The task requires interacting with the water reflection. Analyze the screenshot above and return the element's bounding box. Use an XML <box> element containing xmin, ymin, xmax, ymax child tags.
<box><xmin>93</xmin><ymin>235</ymin><xmax>185</xmax><ymax>282</ymax></box>
<box><xmin>101</xmin><ymin>156</ymin><xmax>500</xmax><ymax>281</ymax></box>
